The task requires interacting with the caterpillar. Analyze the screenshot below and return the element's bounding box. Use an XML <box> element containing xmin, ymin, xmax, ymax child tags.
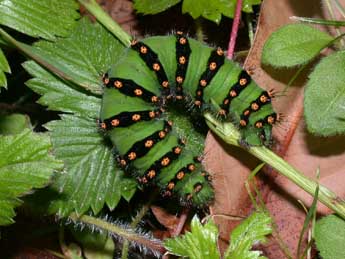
<box><xmin>99</xmin><ymin>32</ymin><xmax>277</xmax><ymax>207</ymax></box>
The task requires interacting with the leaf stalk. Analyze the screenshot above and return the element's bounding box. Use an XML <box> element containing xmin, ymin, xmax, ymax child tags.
<box><xmin>204</xmin><ymin>113</ymin><xmax>345</xmax><ymax>220</ymax></box>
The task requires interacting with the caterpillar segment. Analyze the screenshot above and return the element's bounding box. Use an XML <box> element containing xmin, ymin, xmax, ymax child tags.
<box><xmin>100</xmin><ymin>33</ymin><xmax>276</xmax><ymax>206</ymax></box>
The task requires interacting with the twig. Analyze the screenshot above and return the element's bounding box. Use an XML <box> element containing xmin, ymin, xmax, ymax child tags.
<box><xmin>78</xmin><ymin>0</ymin><xmax>132</xmax><ymax>47</ymax></box>
<box><xmin>227</xmin><ymin>0</ymin><xmax>243</xmax><ymax>59</ymax></box>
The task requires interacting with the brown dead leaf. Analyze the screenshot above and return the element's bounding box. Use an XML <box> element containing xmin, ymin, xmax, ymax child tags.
<box><xmin>150</xmin><ymin>205</ymin><xmax>180</xmax><ymax>233</ymax></box>
<box><xmin>206</xmin><ymin>0</ymin><xmax>345</xmax><ymax>257</ymax></box>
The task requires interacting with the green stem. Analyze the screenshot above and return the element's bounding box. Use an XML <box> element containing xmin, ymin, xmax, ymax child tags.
<box><xmin>245</xmin><ymin>164</ymin><xmax>294</xmax><ymax>259</ymax></box>
<box><xmin>324</xmin><ymin>0</ymin><xmax>345</xmax><ymax>47</ymax></box>
<box><xmin>0</xmin><ymin>28</ymin><xmax>72</xmax><ymax>82</ymax></box>
<box><xmin>0</xmin><ymin>27</ymin><xmax>102</xmax><ymax>95</ymax></box>
<box><xmin>77</xmin><ymin>0</ymin><xmax>132</xmax><ymax>47</ymax></box>
<box><xmin>283</xmin><ymin>63</ymin><xmax>308</xmax><ymax>94</ymax></box>
<box><xmin>204</xmin><ymin>113</ymin><xmax>345</xmax><ymax>220</ymax></box>
<box><xmin>245</xmin><ymin>13</ymin><xmax>254</xmax><ymax>46</ymax></box>
<box><xmin>68</xmin><ymin>213</ymin><xmax>165</xmax><ymax>254</ymax></box>
<box><xmin>291</xmin><ymin>16</ymin><xmax>345</xmax><ymax>27</ymax></box>
<box><xmin>121</xmin><ymin>199</ymin><xmax>154</xmax><ymax>259</ymax></box>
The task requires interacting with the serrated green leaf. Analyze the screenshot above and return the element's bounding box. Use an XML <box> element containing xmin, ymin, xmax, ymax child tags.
<box><xmin>0</xmin><ymin>0</ymin><xmax>80</xmax><ymax>41</ymax></box>
<box><xmin>21</xmin><ymin>17</ymin><xmax>135</xmax><ymax>217</ymax></box>
<box><xmin>315</xmin><ymin>214</ymin><xmax>345</xmax><ymax>259</ymax></box>
<box><xmin>182</xmin><ymin>0</ymin><xmax>260</xmax><ymax>24</ymax></box>
<box><xmin>0</xmin><ymin>114</ymin><xmax>30</xmax><ymax>135</ymax></box>
<box><xmin>43</xmin><ymin>114</ymin><xmax>136</xmax><ymax>216</ymax></box>
<box><xmin>182</xmin><ymin>0</ymin><xmax>234</xmax><ymax>24</ymax></box>
<box><xmin>23</xmin><ymin>61</ymin><xmax>101</xmax><ymax>118</ymax></box>
<box><xmin>133</xmin><ymin>0</ymin><xmax>261</xmax><ymax>23</ymax></box>
<box><xmin>0</xmin><ymin>47</ymin><xmax>10</xmax><ymax>89</ymax></box>
<box><xmin>24</xmin><ymin>18</ymin><xmax>126</xmax><ymax>95</ymax></box>
<box><xmin>304</xmin><ymin>51</ymin><xmax>345</xmax><ymax>136</ymax></box>
<box><xmin>164</xmin><ymin>215</ymin><xmax>221</xmax><ymax>259</ymax></box>
<box><xmin>133</xmin><ymin>0</ymin><xmax>181</xmax><ymax>15</ymax></box>
<box><xmin>262</xmin><ymin>24</ymin><xmax>333</xmax><ymax>68</ymax></box>
<box><xmin>224</xmin><ymin>211</ymin><xmax>272</xmax><ymax>259</ymax></box>
<box><xmin>0</xmin><ymin>129</ymin><xmax>63</xmax><ymax>225</ymax></box>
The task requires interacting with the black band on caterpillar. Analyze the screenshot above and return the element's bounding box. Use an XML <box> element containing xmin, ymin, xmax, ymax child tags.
<box><xmin>175</xmin><ymin>32</ymin><xmax>191</xmax><ymax>100</ymax></box>
<box><xmin>131</xmin><ymin>40</ymin><xmax>170</xmax><ymax>92</ymax></box>
<box><xmin>119</xmin><ymin>121</ymin><xmax>172</xmax><ymax>164</ymax></box>
<box><xmin>219</xmin><ymin>70</ymin><xmax>251</xmax><ymax>116</ymax></box>
<box><xmin>194</xmin><ymin>47</ymin><xmax>225</xmax><ymax>108</ymax></box>
<box><xmin>239</xmin><ymin>91</ymin><xmax>273</xmax><ymax>127</ymax></box>
<box><xmin>138</xmin><ymin>145</ymin><xmax>184</xmax><ymax>184</ymax></box>
<box><xmin>104</xmin><ymin>77</ymin><xmax>160</xmax><ymax>104</ymax></box>
<box><xmin>100</xmin><ymin>110</ymin><xmax>161</xmax><ymax>130</ymax></box>
<box><xmin>161</xmin><ymin>163</ymin><xmax>196</xmax><ymax>197</ymax></box>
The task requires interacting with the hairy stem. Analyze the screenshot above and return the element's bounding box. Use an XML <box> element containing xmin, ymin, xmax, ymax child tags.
<box><xmin>68</xmin><ymin>213</ymin><xmax>165</xmax><ymax>254</ymax></box>
<box><xmin>77</xmin><ymin>0</ymin><xmax>132</xmax><ymax>47</ymax></box>
<box><xmin>121</xmin><ymin>195</ymin><xmax>156</xmax><ymax>259</ymax></box>
<box><xmin>204</xmin><ymin>113</ymin><xmax>345</xmax><ymax>220</ymax></box>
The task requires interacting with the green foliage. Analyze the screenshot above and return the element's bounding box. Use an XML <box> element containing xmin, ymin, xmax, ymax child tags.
<box><xmin>0</xmin><ymin>129</ymin><xmax>63</xmax><ymax>225</ymax></box>
<box><xmin>133</xmin><ymin>0</ymin><xmax>180</xmax><ymax>15</ymax></box>
<box><xmin>304</xmin><ymin>51</ymin><xmax>345</xmax><ymax>136</ymax></box>
<box><xmin>70</xmin><ymin>227</ymin><xmax>115</xmax><ymax>259</ymax></box>
<box><xmin>0</xmin><ymin>114</ymin><xmax>30</xmax><ymax>135</ymax></box>
<box><xmin>24</xmin><ymin>18</ymin><xmax>126</xmax><ymax>95</ymax></box>
<box><xmin>164</xmin><ymin>212</ymin><xmax>272</xmax><ymax>259</ymax></box>
<box><xmin>315</xmin><ymin>214</ymin><xmax>345</xmax><ymax>259</ymax></box>
<box><xmin>262</xmin><ymin>22</ymin><xmax>345</xmax><ymax>136</ymax></box>
<box><xmin>43</xmin><ymin>114</ymin><xmax>136</xmax><ymax>216</ymax></box>
<box><xmin>297</xmin><ymin>181</ymin><xmax>318</xmax><ymax>258</ymax></box>
<box><xmin>23</xmin><ymin>61</ymin><xmax>101</xmax><ymax>118</ymax></box>
<box><xmin>20</xmin><ymin>18</ymin><xmax>135</xmax><ymax>216</ymax></box>
<box><xmin>133</xmin><ymin>0</ymin><xmax>261</xmax><ymax>24</ymax></box>
<box><xmin>0</xmin><ymin>47</ymin><xmax>10</xmax><ymax>89</ymax></box>
<box><xmin>0</xmin><ymin>0</ymin><xmax>79</xmax><ymax>90</ymax></box>
<box><xmin>164</xmin><ymin>215</ymin><xmax>221</xmax><ymax>259</ymax></box>
<box><xmin>224</xmin><ymin>211</ymin><xmax>272</xmax><ymax>259</ymax></box>
<box><xmin>0</xmin><ymin>0</ymin><xmax>80</xmax><ymax>41</ymax></box>
<box><xmin>262</xmin><ymin>24</ymin><xmax>333</xmax><ymax>67</ymax></box>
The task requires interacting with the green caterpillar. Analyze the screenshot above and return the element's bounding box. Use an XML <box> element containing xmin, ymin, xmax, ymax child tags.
<box><xmin>100</xmin><ymin>32</ymin><xmax>277</xmax><ymax>207</ymax></box>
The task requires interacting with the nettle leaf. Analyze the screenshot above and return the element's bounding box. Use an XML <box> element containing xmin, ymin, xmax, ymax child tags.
<box><xmin>164</xmin><ymin>215</ymin><xmax>221</xmax><ymax>259</ymax></box>
<box><xmin>133</xmin><ymin>0</ymin><xmax>261</xmax><ymax>24</ymax></box>
<box><xmin>22</xmin><ymin>18</ymin><xmax>135</xmax><ymax>216</ymax></box>
<box><xmin>44</xmin><ymin>115</ymin><xmax>136</xmax><ymax>216</ymax></box>
<box><xmin>262</xmin><ymin>24</ymin><xmax>333</xmax><ymax>68</ymax></box>
<box><xmin>24</xmin><ymin>18</ymin><xmax>126</xmax><ymax>95</ymax></box>
<box><xmin>23</xmin><ymin>61</ymin><xmax>100</xmax><ymax>118</ymax></box>
<box><xmin>224</xmin><ymin>211</ymin><xmax>272</xmax><ymax>259</ymax></box>
<box><xmin>0</xmin><ymin>0</ymin><xmax>80</xmax><ymax>41</ymax></box>
<box><xmin>304</xmin><ymin>51</ymin><xmax>345</xmax><ymax>136</ymax></box>
<box><xmin>0</xmin><ymin>129</ymin><xmax>63</xmax><ymax>225</ymax></box>
<box><xmin>315</xmin><ymin>215</ymin><xmax>345</xmax><ymax>259</ymax></box>
<box><xmin>133</xmin><ymin>0</ymin><xmax>181</xmax><ymax>15</ymax></box>
<box><xmin>0</xmin><ymin>47</ymin><xmax>10</xmax><ymax>89</ymax></box>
